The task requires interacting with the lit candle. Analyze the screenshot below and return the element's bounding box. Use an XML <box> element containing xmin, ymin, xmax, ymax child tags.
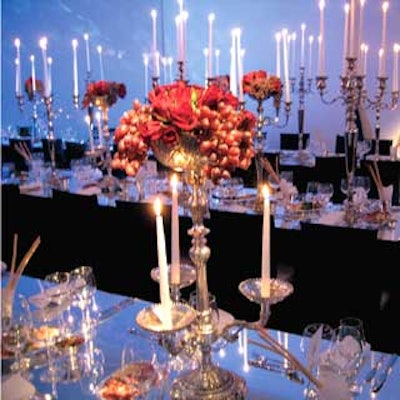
<box><xmin>208</xmin><ymin>13</ymin><xmax>215</xmax><ymax>79</ymax></box>
<box><xmin>378</xmin><ymin>48</ymin><xmax>385</xmax><ymax>77</ymax></box>
<box><xmin>349</xmin><ymin>0</ymin><xmax>356</xmax><ymax>58</ymax></box>
<box><xmin>261</xmin><ymin>185</ymin><xmax>271</xmax><ymax>298</ymax></box>
<box><xmin>361</xmin><ymin>43</ymin><xmax>368</xmax><ymax>76</ymax></box>
<box><xmin>30</xmin><ymin>55</ymin><xmax>36</xmax><ymax>93</ymax></box>
<box><xmin>215</xmin><ymin>49</ymin><xmax>220</xmax><ymax>76</ymax></box>
<box><xmin>236</xmin><ymin>28</ymin><xmax>244</xmax><ymax>103</ymax></box>
<box><xmin>393</xmin><ymin>43</ymin><xmax>400</xmax><ymax>92</ymax></box>
<box><xmin>83</xmin><ymin>33</ymin><xmax>91</xmax><ymax>77</ymax></box>
<box><xmin>290</xmin><ymin>32</ymin><xmax>296</xmax><ymax>77</ymax></box>
<box><xmin>182</xmin><ymin>11</ymin><xmax>189</xmax><ymax>70</ymax></box>
<box><xmin>14</xmin><ymin>38</ymin><xmax>21</xmax><ymax>96</ymax></box>
<box><xmin>39</xmin><ymin>37</ymin><xmax>50</xmax><ymax>97</ymax></box>
<box><xmin>85</xmin><ymin>115</ymin><xmax>95</xmax><ymax>152</ymax></box>
<box><xmin>308</xmin><ymin>35</ymin><xmax>314</xmax><ymax>79</ymax></box>
<box><xmin>170</xmin><ymin>174</ymin><xmax>180</xmax><ymax>285</ymax></box>
<box><xmin>175</xmin><ymin>15</ymin><xmax>182</xmax><ymax>62</ymax></box>
<box><xmin>97</xmin><ymin>45</ymin><xmax>104</xmax><ymax>80</ymax></box>
<box><xmin>342</xmin><ymin>3</ymin><xmax>350</xmax><ymax>76</ymax></box>
<box><xmin>358</xmin><ymin>0</ymin><xmax>366</xmax><ymax>65</ymax></box>
<box><xmin>275</xmin><ymin>32</ymin><xmax>281</xmax><ymax>78</ymax></box>
<box><xmin>155</xmin><ymin>51</ymin><xmax>160</xmax><ymax>79</ymax></box>
<box><xmin>300</xmin><ymin>24</ymin><xmax>306</xmax><ymax>68</ymax></box>
<box><xmin>161</xmin><ymin>56</ymin><xmax>167</xmax><ymax>84</ymax></box>
<box><xmin>72</xmin><ymin>39</ymin><xmax>79</xmax><ymax>97</ymax></box>
<box><xmin>230</xmin><ymin>29</ymin><xmax>238</xmax><ymax>96</ymax></box>
<box><xmin>318</xmin><ymin>0</ymin><xmax>326</xmax><ymax>75</ymax></box>
<box><xmin>381</xmin><ymin>1</ymin><xmax>389</xmax><ymax>77</ymax></box>
<box><xmin>243</xmin><ymin>328</ymin><xmax>249</xmax><ymax>372</ymax></box>
<box><xmin>47</xmin><ymin>57</ymin><xmax>52</xmax><ymax>97</ymax></box>
<box><xmin>154</xmin><ymin>198</ymin><xmax>173</xmax><ymax>328</ymax></box>
<box><xmin>282</xmin><ymin>29</ymin><xmax>291</xmax><ymax>103</ymax></box>
<box><xmin>143</xmin><ymin>53</ymin><xmax>149</xmax><ymax>99</ymax></box>
<box><xmin>151</xmin><ymin>9</ymin><xmax>158</xmax><ymax>78</ymax></box>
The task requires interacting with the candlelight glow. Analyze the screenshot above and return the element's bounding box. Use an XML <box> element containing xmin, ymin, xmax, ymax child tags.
<box><xmin>170</xmin><ymin>173</ymin><xmax>178</xmax><ymax>190</ymax></box>
<box><xmin>154</xmin><ymin>197</ymin><xmax>162</xmax><ymax>216</ymax></box>
<box><xmin>97</xmin><ymin>45</ymin><xmax>102</xmax><ymax>54</ymax></box>
<box><xmin>39</xmin><ymin>37</ymin><xmax>48</xmax><ymax>50</ymax></box>
<box><xmin>83</xmin><ymin>33</ymin><xmax>89</xmax><ymax>41</ymax></box>
<box><xmin>150</xmin><ymin>9</ymin><xmax>157</xmax><ymax>19</ymax></box>
<box><xmin>382</xmin><ymin>1</ymin><xmax>389</xmax><ymax>13</ymax></box>
<box><xmin>72</xmin><ymin>39</ymin><xmax>78</xmax><ymax>49</ymax></box>
<box><xmin>309</xmin><ymin>35</ymin><xmax>314</xmax><ymax>44</ymax></box>
<box><xmin>394</xmin><ymin>43</ymin><xmax>400</xmax><ymax>53</ymax></box>
<box><xmin>143</xmin><ymin>53</ymin><xmax>149</xmax><ymax>66</ymax></box>
<box><xmin>262</xmin><ymin>184</ymin><xmax>270</xmax><ymax>199</ymax></box>
<box><xmin>14</xmin><ymin>38</ymin><xmax>20</xmax><ymax>48</ymax></box>
<box><xmin>208</xmin><ymin>13</ymin><xmax>215</xmax><ymax>23</ymax></box>
<box><xmin>30</xmin><ymin>55</ymin><xmax>34</xmax><ymax>62</ymax></box>
<box><xmin>319</xmin><ymin>0</ymin><xmax>325</xmax><ymax>11</ymax></box>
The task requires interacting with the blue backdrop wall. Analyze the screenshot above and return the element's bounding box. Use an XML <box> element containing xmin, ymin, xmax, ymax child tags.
<box><xmin>2</xmin><ymin>0</ymin><xmax>399</xmax><ymax>151</ymax></box>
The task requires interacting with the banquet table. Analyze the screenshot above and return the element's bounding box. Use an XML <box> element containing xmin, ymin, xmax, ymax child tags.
<box><xmin>1</xmin><ymin>275</ymin><xmax>400</xmax><ymax>399</ymax></box>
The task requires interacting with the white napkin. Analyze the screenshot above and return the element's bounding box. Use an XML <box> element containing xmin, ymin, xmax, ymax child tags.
<box><xmin>279</xmin><ymin>179</ymin><xmax>298</xmax><ymax>201</ymax></box>
<box><xmin>378</xmin><ymin>184</ymin><xmax>393</xmax><ymax>204</ymax></box>
<box><xmin>1</xmin><ymin>374</ymin><xmax>36</xmax><ymax>400</ymax></box>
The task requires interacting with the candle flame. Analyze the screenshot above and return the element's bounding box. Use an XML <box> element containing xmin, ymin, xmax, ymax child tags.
<box><xmin>309</xmin><ymin>35</ymin><xmax>314</xmax><ymax>44</ymax></box>
<box><xmin>394</xmin><ymin>43</ymin><xmax>400</xmax><ymax>53</ymax></box>
<box><xmin>72</xmin><ymin>39</ymin><xmax>78</xmax><ymax>48</ymax></box>
<box><xmin>151</xmin><ymin>9</ymin><xmax>157</xmax><ymax>19</ymax></box>
<box><xmin>30</xmin><ymin>55</ymin><xmax>34</xmax><ymax>62</ymax></box>
<box><xmin>344</xmin><ymin>3</ymin><xmax>350</xmax><ymax>13</ymax></box>
<box><xmin>291</xmin><ymin>32</ymin><xmax>297</xmax><ymax>41</ymax></box>
<box><xmin>215</xmin><ymin>48</ymin><xmax>220</xmax><ymax>56</ymax></box>
<box><xmin>84</xmin><ymin>115</ymin><xmax>90</xmax><ymax>125</ymax></box>
<box><xmin>275</xmin><ymin>32</ymin><xmax>282</xmax><ymax>42</ymax></box>
<box><xmin>262</xmin><ymin>184</ymin><xmax>270</xmax><ymax>199</ymax></box>
<box><xmin>14</xmin><ymin>38</ymin><xmax>20</xmax><ymax>47</ymax></box>
<box><xmin>168</xmin><ymin>56</ymin><xmax>173</xmax><ymax>65</ymax></box>
<box><xmin>97</xmin><ymin>45</ymin><xmax>102</xmax><ymax>54</ymax></box>
<box><xmin>170</xmin><ymin>174</ymin><xmax>179</xmax><ymax>191</ymax></box>
<box><xmin>382</xmin><ymin>1</ymin><xmax>389</xmax><ymax>13</ymax></box>
<box><xmin>208</xmin><ymin>13</ymin><xmax>215</xmax><ymax>23</ymax></box>
<box><xmin>39</xmin><ymin>37</ymin><xmax>48</xmax><ymax>50</ymax></box>
<box><xmin>379</xmin><ymin>48</ymin><xmax>384</xmax><ymax>57</ymax></box>
<box><xmin>83</xmin><ymin>33</ymin><xmax>89</xmax><ymax>41</ymax></box>
<box><xmin>319</xmin><ymin>0</ymin><xmax>325</xmax><ymax>11</ymax></box>
<box><xmin>203</xmin><ymin>47</ymin><xmax>209</xmax><ymax>56</ymax></box>
<box><xmin>182</xmin><ymin>10</ymin><xmax>188</xmax><ymax>21</ymax></box>
<box><xmin>154</xmin><ymin>197</ymin><xmax>162</xmax><ymax>216</ymax></box>
<box><xmin>301</xmin><ymin>23</ymin><xmax>306</xmax><ymax>31</ymax></box>
<box><xmin>14</xmin><ymin>58</ymin><xmax>19</xmax><ymax>66</ymax></box>
<box><xmin>360</xmin><ymin>0</ymin><xmax>366</xmax><ymax>7</ymax></box>
<box><xmin>47</xmin><ymin>57</ymin><xmax>52</xmax><ymax>65</ymax></box>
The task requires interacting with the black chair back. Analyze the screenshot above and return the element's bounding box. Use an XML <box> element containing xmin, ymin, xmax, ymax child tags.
<box><xmin>41</xmin><ymin>138</ymin><xmax>67</xmax><ymax>169</ymax></box>
<box><xmin>65</xmin><ymin>141</ymin><xmax>86</xmax><ymax>168</ymax></box>
<box><xmin>9</xmin><ymin>137</ymin><xmax>32</xmax><ymax>171</ymax></box>
<box><xmin>280</xmin><ymin>133</ymin><xmax>310</xmax><ymax>150</ymax></box>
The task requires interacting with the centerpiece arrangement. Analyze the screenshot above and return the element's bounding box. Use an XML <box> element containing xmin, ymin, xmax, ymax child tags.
<box><xmin>242</xmin><ymin>70</ymin><xmax>284</xmax><ymax>210</ymax></box>
<box><xmin>82</xmin><ymin>80</ymin><xmax>127</xmax><ymax>193</ymax></box>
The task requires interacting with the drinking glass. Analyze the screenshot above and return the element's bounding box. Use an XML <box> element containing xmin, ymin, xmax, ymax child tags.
<box><xmin>121</xmin><ymin>337</ymin><xmax>169</xmax><ymax>399</ymax></box>
<box><xmin>305</xmin><ymin>181</ymin><xmax>319</xmax><ymax>205</ymax></box>
<box><xmin>316</xmin><ymin>182</ymin><xmax>334</xmax><ymax>208</ymax></box>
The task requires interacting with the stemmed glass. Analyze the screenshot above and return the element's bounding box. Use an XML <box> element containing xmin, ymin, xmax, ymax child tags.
<box><xmin>356</xmin><ymin>140</ymin><xmax>372</xmax><ymax>168</ymax></box>
<box><xmin>316</xmin><ymin>182</ymin><xmax>334</xmax><ymax>208</ymax></box>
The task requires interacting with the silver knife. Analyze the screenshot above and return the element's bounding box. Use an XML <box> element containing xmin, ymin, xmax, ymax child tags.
<box><xmin>98</xmin><ymin>297</ymin><xmax>136</xmax><ymax>324</ymax></box>
<box><xmin>364</xmin><ymin>354</ymin><xmax>386</xmax><ymax>383</ymax></box>
<box><xmin>371</xmin><ymin>354</ymin><xmax>398</xmax><ymax>393</ymax></box>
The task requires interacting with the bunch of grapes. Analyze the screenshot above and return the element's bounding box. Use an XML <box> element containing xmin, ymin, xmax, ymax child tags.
<box><xmin>197</xmin><ymin>102</ymin><xmax>255</xmax><ymax>182</ymax></box>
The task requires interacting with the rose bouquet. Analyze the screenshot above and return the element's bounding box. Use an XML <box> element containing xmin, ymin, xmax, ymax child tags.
<box><xmin>82</xmin><ymin>80</ymin><xmax>127</xmax><ymax>109</ymax></box>
<box><xmin>242</xmin><ymin>70</ymin><xmax>282</xmax><ymax>108</ymax></box>
<box><xmin>111</xmin><ymin>80</ymin><xmax>257</xmax><ymax>182</ymax></box>
<box><xmin>24</xmin><ymin>77</ymin><xmax>44</xmax><ymax>101</ymax></box>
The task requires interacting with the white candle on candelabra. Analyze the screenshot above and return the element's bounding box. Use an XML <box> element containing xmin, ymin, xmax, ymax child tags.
<box><xmin>380</xmin><ymin>1</ymin><xmax>389</xmax><ymax>77</ymax></box>
<box><xmin>14</xmin><ymin>38</ymin><xmax>21</xmax><ymax>96</ymax></box>
<box><xmin>275</xmin><ymin>32</ymin><xmax>282</xmax><ymax>78</ymax></box>
<box><xmin>143</xmin><ymin>53</ymin><xmax>149</xmax><ymax>99</ymax></box>
<box><xmin>182</xmin><ymin>11</ymin><xmax>189</xmax><ymax>70</ymax></box>
<box><xmin>290</xmin><ymin>32</ymin><xmax>296</xmax><ymax>77</ymax></box>
<box><xmin>308</xmin><ymin>36</ymin><xmax>314</xmax><ymax>79</ymax></box>
<box><xmin>175</xmin><ymin>15</ymin><xmax>182</xmax><ymax>62</ymax></box>
<box><xmin>300</xmin><ymin>24</ymin><xmax>306</xmax><ymax>68</ymax></box>
<box><xmin>393</xmin><ymin>44</ymin><xmax>400</xmax><ymax>92</ymax></box>
<box><xmin>85</xmin><ymin>115</ymin><xmax>95</xmax><ymax>152</ymax></box>
<box><xmin>358</xmin><ymin>0</ymin><xmax>365</xmax><ymax>65</ymax></box>
<box><xmin>161</xmin><ymin>56</ymin><xmax>167</xmax><ymax>84</ymax></box>
<box><xmin>39</xmin><ymin>38</ymin><xmax>50</xmax><ymax>97</ymax></box>
<box><xmin>30</xmin><ymin>55</ymin><xmax>36</xmax><ymax>93</ymax></box>
<box><xmin>170</xmin><ymin>174</ymin><xmax>180</xmax><ymax>285</ymax></box>
<box><xmin>243</xmin><ymin>328</ymin><xmax>249</xmax><ymax>371</ymax></box>
<box><xmin>230</xmin><ymin>29</ymin><xmax>238</xmax><ymax>96</ymax></box>
<box><xmin>261</xmin><ymin>185</ymin><xmax>271</xmax><ymax>298</ymax></box>
<box><xmin>208</xmin><ymin>13</ymin><xmax>215</xmax><ymax>79</ymax></box>
<box><xmin>155</xmin><ymin>51</ymin><xmax>160</xmax><ymax>79</ymax></box>
<box><xmin>361</xmin><ymin>43</ymin><xmax>368</xmax><ymax>76</ymax></box>
<box><xmin>378</xmin><ymin>48</ymin><xmax>385</xmax><ymax>77</ymax></box>
<box><xmin>342</xmin><ymin>3</ymin><xmax>350</xmax><ymax>76</ymax></box>
<box><xmin>47</xmin><ymin>57</ymin><xmax>53</xmax><ymax>97</ymax></box>
<box><xmin>318</xmin><ymin>0</ymin><xmax>326</xmax><ymax>76</ymax></box>
<box><xmin>72</xmin><ymin>39</ymin><xmax>79</xmax><ymax>97</ymax></box>
<box><xmin>151</xmin><ymin>9</ymin><xmax>158</xmax><ymax>78</ymax></box>
<box><xmin>97</xmin><ymin>45</ymin><xmax>104</xmax><ymax>80</ymax></box>
<box><xmin>154</xmin><ymin>198</ymin><xmax>173</xmax><ymax>328</ymax></box>
<box><xmin>215</xmin><ymin>49</ymin><xmax>220</xmax><ymax>76</ymax></box>
<box><xmin>83</xmin><ymin>33</ymin><xmax>91</xmax><ymax>77</ymax></box>
<box><xmin>282</xmin><ymin>29</ymin><xmax>291</xmax><ymax>103</ymax></box>
<box><xmin>236</xmin><ymin>28</ymin><xmax>244</xmax><ymax>103</ymax></box>
<box><xmin>349</xmin><ymin>0</ymin><xmax>356</xmax><ymax>58</ymax></box>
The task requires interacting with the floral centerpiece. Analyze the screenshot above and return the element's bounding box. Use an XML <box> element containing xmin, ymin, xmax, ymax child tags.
<box><xmin>24</xmin><ymin>77</ymin><xmax>44</xmax><ymax>101</ymax></box>
<box><xmin>111</xmin><ymin>80</ymin><xmax>257</xmax><ymax>182</ymax></box>
<box><xmin>242</xmin><ymin>70</ymin><xmax>282</xmax><ymax>107</ymax></box>
<box><xmin>82</xmin><ymin>80</ymin><xmax>127</xmax><ymax>109</ymax></box>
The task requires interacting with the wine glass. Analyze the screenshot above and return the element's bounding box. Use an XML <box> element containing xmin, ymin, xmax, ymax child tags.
<box><xmin>305</xmin><ymin>181</ymin><xmax>319</xmax><ymax>205</ymax></box>
<box><xmin>356</xmin><ymin>140</ymin><xmax>372</xmax><ymax>167</ymax></box>
<box><xmin>316</xmin><ymin>182</ymin><xmax>334</xmax><ymax>208</ymax></box>
<box><xmin>121</xmin><ymin>336</ymin><xmax>169</xmax><ymax>399</ymax></box>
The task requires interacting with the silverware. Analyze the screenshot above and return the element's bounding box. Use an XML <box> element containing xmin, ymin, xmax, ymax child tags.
<box><xmin>98</xmin><ymin>297</ymin><xmax>136</xmax><ymax>324</ymax></box>
<box><xmin>249</xmin><ymin>356</ymin><xmax>304</xmax><ymax>385</ymax></box>
<box><xmin>371</xmin><ymin>354</ymin><xmax>398</xmax><ymax>393</ymax></box>
<box><xmin>364</xmin><ymin>354</ymin><xmax>386</xmax><ymax>383</ymax></box>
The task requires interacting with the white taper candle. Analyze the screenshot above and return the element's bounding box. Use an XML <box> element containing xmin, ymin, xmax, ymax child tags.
<box><xmin>261</xmin><ymin>185</ymin><xmax>271</xmax><ymax>298</ymax></box>
<box><xmin>30</xmin><ymin>55</ymin><xmax>36</xmax><ymax>93</ymax></box>
<box><xmin>72</xmin><ymin>39</ymin><xmax>79</xmax><ymax>97</ymax></box>
<box><xmin>208</xmin><ymin>13</ymin><xmax>215</xmax><ymax>79</ymax></box>
<box><xmin>170</xmin><ymin>174</ymin><xmax>180</xmax><ymax>285</ymax></box>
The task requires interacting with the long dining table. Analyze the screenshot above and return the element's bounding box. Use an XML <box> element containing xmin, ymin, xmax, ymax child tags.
<box><xmin>1</xmin><ymin>274</ymin><xmax>400</xmax><ymax>399</ymax></box>
<box><xmin>2</xmin><ymin>181</ymin><xmax>399</xmax><ymax>357</ymax></box>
